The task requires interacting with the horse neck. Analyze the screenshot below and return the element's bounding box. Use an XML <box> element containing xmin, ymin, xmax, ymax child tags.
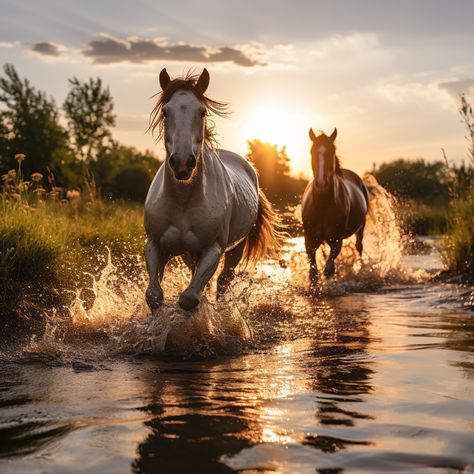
<box><xmin>312</xmin><ymin>171</ymin><xmax>339</xmax><ymax>205</ymax></box>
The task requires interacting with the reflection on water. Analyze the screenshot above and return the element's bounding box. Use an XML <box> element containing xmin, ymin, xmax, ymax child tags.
<box><xmin>1</xmin><ymin>229</ymin><xmax>474</xmax><ymax>472</ymax></box>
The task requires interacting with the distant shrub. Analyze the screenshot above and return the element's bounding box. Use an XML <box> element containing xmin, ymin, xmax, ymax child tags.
<box><xmin>113</xmin><ymin>164</ymin><xmax>152</xmax><ymax>201</ymax></box>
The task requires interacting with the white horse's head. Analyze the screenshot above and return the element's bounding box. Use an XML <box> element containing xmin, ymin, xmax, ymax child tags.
<box><xmin>152</xmin><ymin>68</ymin><xmax>209</xmax><ymax>181</ymax></box>
<box><xmin>309</xmin><ymin>127</ymin><xmax>338</xmax><ymax>191</ymax></box>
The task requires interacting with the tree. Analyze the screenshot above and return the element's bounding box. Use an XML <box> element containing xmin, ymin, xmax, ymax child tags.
<box><xmin>372</xmin><ymin>158</ymin><xmax>450</xmax><ymax>205</ymax></box>
<box><xmin>88</xmin><ymin>144</ymin><xmax>162</xmax><ymax>200</ymax></box>
<box><xmin>246</xmin><ymin>139</ymin><xmax>307</xmax><ymax>206</ymax></box>
<box><xmin>0</xmin><ymin>63</ymin><xmax>70</xmax><ymax>177</ymax></box>
<box><xmin>63</xmin><ymin>77</ymin><xmax>116</xmax><ymax>162</ymax></box>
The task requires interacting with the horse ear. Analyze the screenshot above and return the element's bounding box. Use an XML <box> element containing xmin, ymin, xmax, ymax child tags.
<box><xmin>159</xmin><ymin>68</ymin><xmax>171</xmax><ymax>90</ymax></box>
<box><xmin>195</xmin><ymin>68</ymin><xmax>210</xmax><ymax>95</ymax></box>
<box><xmin>309</xmin><ymin>128</ymin><xmax>316</xmax><ymax>142</ymax></box>
<box><xmin>330</xmin><ymin>128</ymin><xmax>337</xmax><ymax>142</ymax></box>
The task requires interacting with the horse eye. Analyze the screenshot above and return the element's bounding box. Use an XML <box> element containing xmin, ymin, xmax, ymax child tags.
<box><xmin>200</xmin><ymin>110</ymin><xmax>206</xmax><ymax>118</ymax></box>
<box><xmin>162</xmin><ymin>109</ymin><xmax>168</xmax><ymax>118</ymax></box>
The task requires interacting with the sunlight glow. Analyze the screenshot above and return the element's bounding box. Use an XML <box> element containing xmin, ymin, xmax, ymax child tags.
<box><xmin>241</xmin><ymin>104</ymin><xmax>324</xmax><ymax>177</ymax></box>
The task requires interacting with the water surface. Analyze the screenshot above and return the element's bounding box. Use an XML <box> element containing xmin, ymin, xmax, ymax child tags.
<box><xmin>1</xmin><ymin>228</ymin><xmax>473</xmax><ymax>473</ymax></box>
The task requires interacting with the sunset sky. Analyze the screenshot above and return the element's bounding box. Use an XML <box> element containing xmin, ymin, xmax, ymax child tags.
<box><xmin>1</xmin><ymin>0</ymin><xmax>474</xmax><ymax>176</ymax></box>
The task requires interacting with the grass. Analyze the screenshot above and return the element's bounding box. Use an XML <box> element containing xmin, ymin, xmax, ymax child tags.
<box><xmin>0</xmin><ymin>196</ymin><xmax>145</xmax><ymax>336</ymax></box>
<box><xmin>443</xmin><ymin>185</ymin><xmax>474</xmax><ymax>275</ymax></box>
<box><xmin>398</xmin><ymin>201</ymin><xmax>449</xmax><ymax>236</ymax></box>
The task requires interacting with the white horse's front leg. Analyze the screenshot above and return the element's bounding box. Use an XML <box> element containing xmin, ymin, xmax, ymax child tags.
<box><xmin>145</xmin><ymin>238</ymin><xmax>167</xmax><ymax>310</ymax></box>
<box><xmin>179</xmin><ymin>243</ymin><xmax>222</xmax><ymax>310</ymax></box>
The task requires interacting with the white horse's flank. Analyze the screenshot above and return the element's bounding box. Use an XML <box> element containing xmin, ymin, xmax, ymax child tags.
<box><xmin>144</xmin><ymin>68</ymin><xmax>278</xmax><ymax>310</ymax></box>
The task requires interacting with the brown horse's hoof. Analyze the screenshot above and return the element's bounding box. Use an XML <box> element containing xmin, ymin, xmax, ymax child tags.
<box><xmin>146</xmin><ymin>287</ymin><xmax>163</xmax><ymax>310</ymax></box>
<box><xmin>178</xmin><ymin>292</ymin><xmax>200</xmax><ymax>311</ymax></box>
<box><xmin>324</xmin><ymin>261</ymin><xmax>335</xmax><ymax>277</ymax></box>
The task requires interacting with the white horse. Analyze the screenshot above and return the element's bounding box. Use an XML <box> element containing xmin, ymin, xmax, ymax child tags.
<box><xmin>144</xmin><ymin>68</ymin><xmax>279</xmax><ymax>310</ymax></box>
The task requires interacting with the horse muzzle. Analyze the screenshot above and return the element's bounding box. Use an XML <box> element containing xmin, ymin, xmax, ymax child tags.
<box><xmin>169</xmin><ymin>153</ymin><xmax>197</xmax><ymax>181</ymax></box>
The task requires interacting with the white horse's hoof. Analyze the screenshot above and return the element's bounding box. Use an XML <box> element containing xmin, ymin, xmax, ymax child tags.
<box><xmin>178</xmin><ymin>293</ymin><xmax>200</xmax><ymax>311</ymax></box>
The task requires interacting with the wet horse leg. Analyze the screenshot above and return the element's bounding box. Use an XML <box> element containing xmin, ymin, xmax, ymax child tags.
<box><xmin>355</xmin><ymin>220</ymin><xmax>366</xmax><ymax>256</ymax></box>
<box><xmin>179</xmin><ymin>243</ymin><xmax>222</xmax><ymax>310</ymax></box>
<box><xmin>145</xmin><ymin>239</ymin><xmax>169</xmax><ymax>310</ymax></box>
<box><xmin>217</xmin><ymin>239</ymin><xmax>246</xmax><ymax>297</ymax></box>
<box><xmin>305</xmin><ymin>235</ymin><xmax>321</xmax><ymax>288</ymax></box>
<box><xmin>324</xmin><ymin>240</ymin><xmax>343</xmax><ymax>277</ymax></box>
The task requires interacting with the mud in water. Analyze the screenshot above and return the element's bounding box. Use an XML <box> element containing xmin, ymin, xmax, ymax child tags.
<box><xmin>1</xmin><ymin>178</ymin><xmax>473</xmax><ymax>473</ymax></box>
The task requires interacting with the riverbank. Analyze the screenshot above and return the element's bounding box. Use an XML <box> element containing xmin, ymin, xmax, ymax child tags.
<box><xmin>0</xmin><ymin>199</ymin><xmax>145</xmax><ymax>338</ymax></box>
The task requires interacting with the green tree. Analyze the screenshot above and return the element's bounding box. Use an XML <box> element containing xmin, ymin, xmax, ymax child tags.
<box><xmin>246</xmin><ymin>139</ymin><xmax>307</xmax><ymax>206</ymax></box>
<box><xmin>372</xmin><ymin>158</ymin><xmax>449</xmax><ymax>205</ymax></box>
<box><xmin>0</xmin><ymin>63</ymin><xmax>70</xmax><ymax>177</ymax></box>
<box><xmin>63</xmin><ymin>77</ymin><xmax>116</xmax><ymax>162</ymax></box>
<box><xmin>89</xmin><ymin>144</ymin><xmax>162</xmax><ymax>201</ymax></box>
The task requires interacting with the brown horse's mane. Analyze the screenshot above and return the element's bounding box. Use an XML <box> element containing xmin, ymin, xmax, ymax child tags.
<box><xmin>149</xmin><ymin>71</ymin><xmax>229</xmax><ymax>149</ymax></box>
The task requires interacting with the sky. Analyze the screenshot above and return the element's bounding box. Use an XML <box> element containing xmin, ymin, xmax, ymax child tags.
<box><xmin>1</xmin><ymin>0</ymin><xmax>474</xmax><ymax>177</ymax></box>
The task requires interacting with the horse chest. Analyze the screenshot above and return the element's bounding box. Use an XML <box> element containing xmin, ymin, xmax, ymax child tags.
<box><xmin>157</xmin><ymin>205</ymin><xmax>224</xmax><ymax>255</ymax></box>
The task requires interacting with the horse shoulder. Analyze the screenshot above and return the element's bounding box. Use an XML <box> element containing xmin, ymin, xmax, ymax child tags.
<box><xmin>214</xmin><ymin>149</ymin><xmax>259</xmax><ymax>244</ymax></box>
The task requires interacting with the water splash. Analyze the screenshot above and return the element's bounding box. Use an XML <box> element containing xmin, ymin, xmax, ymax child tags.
<box><xmin>17</xmin><ymin>177</ymin><xmax>438</xmax><ymax>361</ymax></box>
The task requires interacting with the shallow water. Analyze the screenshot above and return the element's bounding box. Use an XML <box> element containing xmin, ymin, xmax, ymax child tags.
<box><xmin>1</xmin><ymin>187</ymin><xmax>474</xmax><ymax>473</ymax></box>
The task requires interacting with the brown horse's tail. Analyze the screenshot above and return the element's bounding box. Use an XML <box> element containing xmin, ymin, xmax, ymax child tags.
<box><xmin>241</xmin><ymin>189</ymin><xmax>283</xmax><ymax>267</ymax></box>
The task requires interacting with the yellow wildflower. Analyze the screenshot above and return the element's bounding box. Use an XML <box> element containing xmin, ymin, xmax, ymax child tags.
<box><xmin>31</xmin><ymin>172</ymin><xmax>43</xmax><ymax>182</ymax></box>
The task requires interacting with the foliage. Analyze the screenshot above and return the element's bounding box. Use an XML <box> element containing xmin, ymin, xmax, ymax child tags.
<box><xmin>444</xmin><ymin>185</ymin><xmax>474</xmax><ymax>274</ymax></box>
<box><xmin>443</xmin><ymin>94</ymin><xmax>474</xmax><ymax>274</ymax></box>
<box><xmin>246</xmin><ymin>139</ymin><xmax>307</xmax><ymax>206</ymax></box>
<box><xmin>89</xmin><ymin>144</ymin><xmax>161</xmax><ymax>200</ymax></box>
<box><xmin>372</xmin><ymin>158</ymin><xmax>450</xmax><ymax>205</ymax></box>
<box><xmin>0</xmin><ymin>177</ymin><xmax>145</xmax><ymax>334</ymax></box>
<box><xmin>399</xmin><ymin>201</ymin><xmax>448</xmax><ymax>236</ymax></box>
<box><xmin>63</xmin><ymin>77</ymin><xmax>116</xmax><ymax>162</ymax></box>
<box><xmin>0</xmin><ymin>64</ymin><xmax>72</xmax><ymax>178</ymax></box>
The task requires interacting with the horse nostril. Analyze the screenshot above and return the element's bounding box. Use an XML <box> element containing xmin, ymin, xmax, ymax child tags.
<box><xmin>169</xmin><ymin>154</ymin><xmax>176</xmax><ymax>169</ymax></box>
<box><xmin>187</xmin><ymin>154</ymin><xmax>196</xmax><ymax>169</ymax></box>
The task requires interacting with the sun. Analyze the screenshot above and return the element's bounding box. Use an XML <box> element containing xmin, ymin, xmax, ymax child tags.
<box><xmin>240</xmin><ymin>103</ymin><xmax>323</xmax><ymax>177</ymax></box>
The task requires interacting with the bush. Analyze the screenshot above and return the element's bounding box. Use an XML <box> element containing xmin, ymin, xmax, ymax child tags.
<box><xmin>444</xmin><ymin>185</ymin><xmax>474</xmax><ymax>274</ymax></box>
<box><xmin>113</xmin><ymin>164</ymin><xmax>152</xmax><ymax>201</ymax></box>
<box><xmin>399</xmin><ymin>202</ymin><xmax>448</xmax><ymax>235</ymax></box>
<box><xmin>0</xmin><ymin>197</ymin><xmax>145</xmax><ymax>336</ymax></box>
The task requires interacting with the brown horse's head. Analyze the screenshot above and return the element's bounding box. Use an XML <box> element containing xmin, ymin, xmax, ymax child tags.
<box><xmin>308</xmin><ymin>127</ymin><xmax>341</xmax><ymax>191</ymax></box>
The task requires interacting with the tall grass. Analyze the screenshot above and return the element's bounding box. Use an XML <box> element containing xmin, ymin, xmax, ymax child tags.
<box><xmin>442</xmin><ymin>94</ymin><xmax>474</xmax><ymax>276</ymax></box>
<box><xmin>444</xmin><ymin>185</ymin><xmax>474</xmax><ymax>274</ymax></box>
<box><xmin>0</xmin><ymin>195</ymin><xmax>145</xmax><ymax>335</ymax></box>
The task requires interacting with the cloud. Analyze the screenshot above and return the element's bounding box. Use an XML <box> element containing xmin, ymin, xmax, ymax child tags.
<box><xmin>81</xmin><ymin>34</ymin><xmax>264</xmax><ymax>67</ymax></box>
<box><xmin>439</xmin><ymin>78</ymin><xmax>474</xmax><ymax>98</ymax></box>
<box><xmin>29</xmin><ymin>41</ymin><xmax>64</xmax><ymax>57</ymax></box>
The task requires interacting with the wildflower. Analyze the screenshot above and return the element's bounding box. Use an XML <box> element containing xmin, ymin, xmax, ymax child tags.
<box><xmin>15</xmin><ymin>153</ymin><xmax>26</xmax><ymax>161</ymax></box>
<box><xmin>66</xmin><ymin>189</ymin><xmax>81</xmax><ymax>200</ymax></box>
<box><xmin>31</xmin><ymin>172</ymin><xmax>43</xmax><ymax>182</ymax></box>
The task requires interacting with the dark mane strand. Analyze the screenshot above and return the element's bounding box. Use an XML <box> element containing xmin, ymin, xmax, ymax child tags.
<box><xmin>149</xmin><ymin>70</ymin><xmax>229</xmax><ymax>150</ymax></box>
<box><xmin>334</xmin><ymin>148</ymin><xmax>343</xmax><ymax>176</ymax></box>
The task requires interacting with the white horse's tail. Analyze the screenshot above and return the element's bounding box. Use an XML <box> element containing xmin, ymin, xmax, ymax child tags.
<box><xmin>242</xmin><ymin>189</ymin><xmax>282</xmax><ymax>266</ymax></box>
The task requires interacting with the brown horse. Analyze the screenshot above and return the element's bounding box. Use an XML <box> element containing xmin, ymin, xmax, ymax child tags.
<box><xmin>302</xmin><ymin>128</ymin><xmax>369</xmax><ymax>286</ymax></box>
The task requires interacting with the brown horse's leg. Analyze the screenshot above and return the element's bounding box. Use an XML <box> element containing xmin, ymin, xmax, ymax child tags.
<box><xmin>355</xmin><ymin>220</ymin><xmax>366</xmax><ymax>256</ymax></box>
<box><xmin>217</xmin><ymin>239</ymin><xmax>246</xmax><ymax>297</ymax></box>
<box><xmin>305</xmin><ymin>236</ymin><xmax>320</xmax><ymax>288</ymax></box>
<box><xmin>324</xmin><ymin>240</ymin><xmax>343</xmax><ymax>277</ymax></box>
